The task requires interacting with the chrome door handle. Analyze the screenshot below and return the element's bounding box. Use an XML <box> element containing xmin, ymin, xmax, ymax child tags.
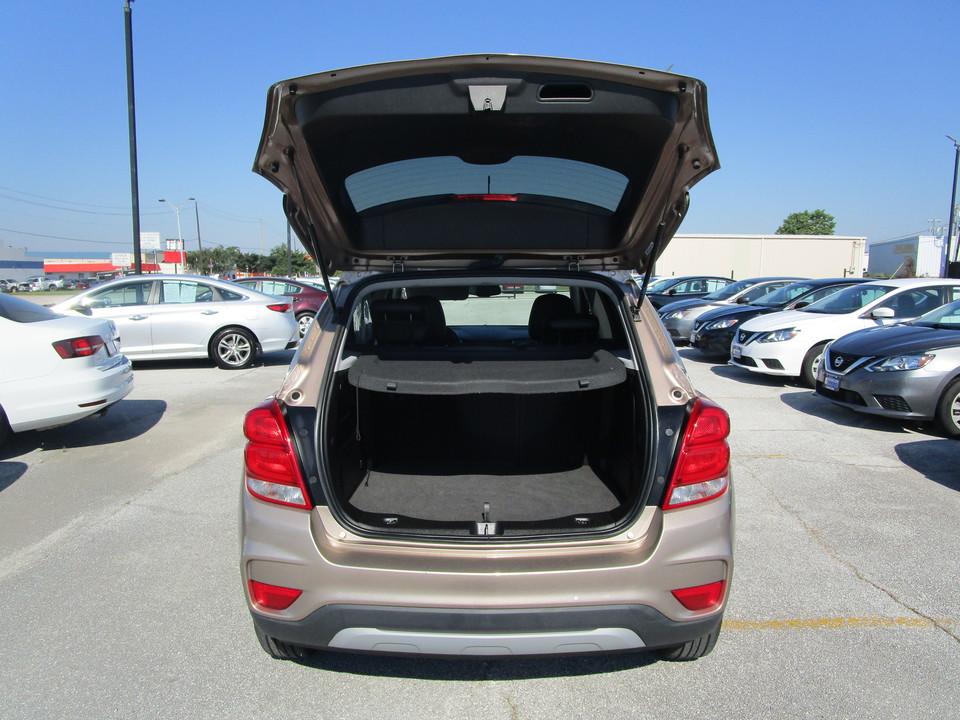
<box><xmin>201</xmin><ymin>310</ymin><xmax>219</xmax><ymax>315</ymax></box>
<box><xmin>129</xmin><ymin>314</ymin><xmax>149</xmax><ymax>321</ymax></box>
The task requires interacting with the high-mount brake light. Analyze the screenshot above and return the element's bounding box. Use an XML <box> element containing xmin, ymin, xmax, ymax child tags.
<box><xmin>663</xmin><ymin>397</ymin><xmax>730</xmax><ymax>510</ymax></box>
<box><xmin>52</xmin><ymin>335</ymin><xmax>105</xmax><ymax>359</ymax></box>
<box><xmin>248</xmin><ymin>580</ymin><xmax>302</xmax><ymax>610</ymax></box>
<box><xmin>453</xmin><ymin>194</ymin><xmax>519</xmax><ymax>202</ymax></box>
<box><xmin>266</xmin><ymin>303</ymin><xmax>291</xmax><ymax>313</ymax></box>
<box><xmin>671</xmin><ymin>580</ymin><xmax>727</xmax><ymax>611</ymax></box>
<box><xmin>243</xmin><ymin>398</ymin><xmax>312</xmax><ymax>509</ymax></box>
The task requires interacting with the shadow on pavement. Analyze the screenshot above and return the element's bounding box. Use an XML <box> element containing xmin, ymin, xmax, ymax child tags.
<box><xmin>0</xmin><ymin>399</ymin><xmax>167</xmax><ymax>459</ymax></box>
<box><xmin>895</xmin><ymin>439</ymin><xmax>960</xmax><ymax>492</ymax></box>
<box><xmin>131</xmin><ymin>349</ymin><xmax>295</xmax><ymax>371</ymax></box>
<box><xmin>778</xmin><ymin>389</ymin><xmax>924</xmax><ymax>436</ymax></box>
<box><xmin>0</xmin><ymin>462</ymin><xmax>28</xmax><ymax>493</ymax></box>
<box><xmin>292</xmin><ymin>648</ymin><xmax>658</xmax><ymax>679</ymax></box>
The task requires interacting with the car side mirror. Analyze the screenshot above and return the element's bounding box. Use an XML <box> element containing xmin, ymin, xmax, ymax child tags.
<box><xmin>793</xmin><ymin>301</ymin><xmax>810</xmax><ymax>309</ymax></box>
<box><xmin>667</xmin><ymin>288</ymin><xmax>677</xmax><ymax>295</ymax></box>
<box><xmin>870</xmin><ymin>307</ymin><xmax>895</xmax><ymax>319</ymax></box>
<box><xmin>735</xmin><ymin>297</ymin><xmax>751</xmax><ymax>304</ymax></box>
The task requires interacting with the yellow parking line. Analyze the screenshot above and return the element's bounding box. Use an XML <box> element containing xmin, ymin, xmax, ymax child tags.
<box><xmin>723</xmin><ymin>617</ymin><xmax>955</xmax><ymax>631</ymax></box>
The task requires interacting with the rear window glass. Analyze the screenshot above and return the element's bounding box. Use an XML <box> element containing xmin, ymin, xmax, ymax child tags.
<box><xmin>0</xmin><ymin>295</ymin><xmax>62</xmax><ymax>323</ymax></box>
<box><xmin>345</xmin><ymin>156</ymin><xmax>628</xmax><ymax>213</ymax></box>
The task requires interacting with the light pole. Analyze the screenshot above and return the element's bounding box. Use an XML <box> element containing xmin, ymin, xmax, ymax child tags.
<box><xmin>123</xmin><ymin>0</ymin><xmax>142</xmax><ymax>275</ymax></box>
<box><xmin>945</xmin><ymin>136</ymin><xmax>960</xmax><ymax>278</ymax></box>
<box><xmin>159</xmin><ymin>197</ymin><xmax>194</xmax><ymax>273</ymax></box>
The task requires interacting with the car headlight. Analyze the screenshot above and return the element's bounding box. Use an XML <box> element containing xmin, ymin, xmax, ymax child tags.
<box><xmin>661</xmin><ymin>310</ymin><xmax>690</xmax><ymax>320</ymax></box>
<box><xmin>704</xmin><ymin>317</ymin><xmax>740</xmax><ymax>330</ymax></box>
<box><xmin>756</xmin><ymin>327</ymin><xmax>799</xmax><ymax>343</ymax></box>
<box><xmin>866</xmin><ymin>354</ymin><xmax>935</xmax><ymax>372</ymax></box>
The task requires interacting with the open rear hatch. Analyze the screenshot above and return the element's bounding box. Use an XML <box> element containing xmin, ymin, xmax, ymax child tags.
<box><xmin>254</xmin><ymin>54</ymin><xmax>718</xmax><ymax>277</ymax></box>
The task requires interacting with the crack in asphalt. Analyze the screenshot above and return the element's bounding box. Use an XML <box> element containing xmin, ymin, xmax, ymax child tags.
<box><xmin>750</xmin><ymin>468</ymin><xmax>960</xmax><ymax>644</ymax></box>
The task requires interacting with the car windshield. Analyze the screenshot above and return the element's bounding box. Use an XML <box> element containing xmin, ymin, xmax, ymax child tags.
<box><xmin>800</xmin><ymin>285</ymin><xmax>894</xmax><ymax>314</ymax></box>
<box><xmin>702</xmin><ymin>279</ymin><xmax>757</xmax><ymax>301</ymax></box>
<box><xmin>751</xmin><ymin>282</ymin><xmax>820</xmax><ymax>308</ymax></box>
<box><xmin>911</xmin><ymin>298</ymin><xmax>960</xmax><ymax>329</ymax></box>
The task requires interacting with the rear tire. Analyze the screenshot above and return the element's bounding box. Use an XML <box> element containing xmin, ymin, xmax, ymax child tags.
<box><xmin>211</xmin><ymin>327</ymin><xmax>257</xmax><ymax>369</ymax></box>
<box><xmin>254</xmin><ymin>626</ymin><xmax>315</xmax><ymax>660</ymax></box>
<box><xmin>657</xmin><ymin>627</ymin><xmax>721</xmax><ymax>661</ymax></box>
<box><xmin>934</xmin><ymin>377</ymin><xmax>960</xmax><ymax>438</ymax></box>
<box><xmin>800</xmin><ymin>341</ymin><xmax>828</xmax><ymax>388</ymax></box>
<box><xmin>0</xmin><ymin>406</ymin><xmax>9</xmax><ymax>447</ymax></box>
<box><xmin>296</xmin><ymin>312</ymin><xmax>315</xmax><ymax>338</ymax></box>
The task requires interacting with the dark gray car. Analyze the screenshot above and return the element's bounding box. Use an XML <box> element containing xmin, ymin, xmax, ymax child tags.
<box><xmin>815</xmin><ymin>298</ymin><xmax>960</xmax><ymax>435</ymax></box>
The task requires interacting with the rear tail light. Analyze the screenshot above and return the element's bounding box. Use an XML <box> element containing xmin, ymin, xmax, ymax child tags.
<box><xmin>672</xmin><ymin>580</ymin><xmax>727</xmax><ymax>611</ymax></box>
<box><xmin>248</xmin><ymin>580</ymin><xmax>302</xmax><ymax>610</ymax></box>
<box><xmin>52</xmin><ymin>335</ymin><xmax>105</xmax><ymax>359</ymax></box>
<box><xmin>663</xmin><ymin>397</ymin><xmax>730</xmax><ymax>510</ymax></box>
<box><xmin>243</xmin><ymin>399</ymin><xmax>312</xmax><ymax>509</ymax></box>
<box><xmin>266</xmin><ymin>303</ymin><xmax>291</xmax><ymax>313</ymax></box>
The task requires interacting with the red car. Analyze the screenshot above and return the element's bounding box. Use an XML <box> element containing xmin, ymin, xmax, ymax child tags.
<box><xmin>233</xmin><ymin>278</ymin><xmax>328</xmax><ymax>337</ymax></box>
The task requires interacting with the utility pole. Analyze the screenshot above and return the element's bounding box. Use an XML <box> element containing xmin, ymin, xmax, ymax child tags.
<box><xmin>123</xmin><ymin>0</ymin><xmax>142</xmax><ymax>275</ymax></box>
<box><xmin>945</xmin><ymin>135</ymin><xmax>960</xmax><ymax>277</ymax></box>
<box><xmin>194</xmin><ymin>199</ymin><xmax>203</xmax><ymax>252</ymax></box>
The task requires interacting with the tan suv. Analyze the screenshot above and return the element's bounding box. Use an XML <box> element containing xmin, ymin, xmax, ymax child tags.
<box><xmin>240</xmin><ymin>55</ymin><xmax>733</xmax><ymax>662</ymax></box>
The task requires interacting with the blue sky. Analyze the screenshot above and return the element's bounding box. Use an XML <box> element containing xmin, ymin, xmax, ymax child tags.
<box><xmin>1</xmin><ymin>0</ymin><xmax>958</xmax><ymax>257</ymax></box>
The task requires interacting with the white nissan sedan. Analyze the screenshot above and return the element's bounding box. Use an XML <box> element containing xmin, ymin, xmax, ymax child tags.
<box><xmin>52</xmin><ymin>275</ymin><xmax>300</xmax><ymax>369</ymax></box>
<box><xmin>0</xmin><ymin>293</ymin><xmax>134</xmax><ymax>445</ymax></box>
<box><xmin>729</xmin><ymin>278</ymin><xmax>960</xmax><ymax>386</ymax></box>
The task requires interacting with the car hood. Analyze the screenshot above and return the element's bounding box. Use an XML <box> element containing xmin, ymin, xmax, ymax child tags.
<box><xmin>254</xmin><ymin>55</ymin><xmax>718</xmax><ymax>273</ymax></box>
<box><xmin>697</xmin><ymin>303</ymin><xmax>773</xmax><ymax>324</ymax></box>
<box><xmin>658</xmin><ymin>298</ymin><xmax>723</xmax><ymax>314</ymax></box>
<box><xmin>739</xmin><ymin>309</ymin><xmax>859</xmax><ymax>332</ymax></box>
<box><xmin>829</xmin><ymin>323</ymin><xmax>960</xmax><ymax>356</ymax></box>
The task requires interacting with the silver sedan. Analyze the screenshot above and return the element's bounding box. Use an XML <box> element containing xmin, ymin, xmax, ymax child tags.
<box><xmin>815</xmin><ymin>297</ymin><xmax>960</xmax><ymax>435</ymax></box>
<box><xmin>52</xmin><ymin>274</ymin><xmax>299</xmax><ymax>369</ymax></box>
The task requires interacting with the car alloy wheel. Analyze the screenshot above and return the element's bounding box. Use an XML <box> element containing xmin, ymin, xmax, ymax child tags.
<box><xmin>212</xmin><ymin>328</ymin><xmax>257</xmax><ymax>369</ymax></box>
<box><xmin>296</xmin><ymin>312</ymin><xmax>315</xmax><ymax>338</ymax></box>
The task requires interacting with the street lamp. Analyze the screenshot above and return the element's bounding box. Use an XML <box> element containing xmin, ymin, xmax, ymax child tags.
<box><xmin>159</xmin><ymin>197</ymin><xmax>194</xmax><ymax>273</ymax></box>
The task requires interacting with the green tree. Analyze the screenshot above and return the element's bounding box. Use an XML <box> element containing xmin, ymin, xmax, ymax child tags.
<box><xmin>185</xmin><ymin>246</ymin><xmax>243</xmax><ymax>276</ymax></box>
<box><xmin>776</xmin><ymin>209</ymin><xmax>836</xmax><ymax>235</ymax></box>
<box><xmin>265</xmin><ymin>245</ymin><xmax>317</xmax><ymax>276</ymax></box>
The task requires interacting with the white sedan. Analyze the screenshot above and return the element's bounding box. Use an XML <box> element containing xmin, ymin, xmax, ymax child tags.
<box><xmin>0</xmin><ymin>293</ymin><xmax>134</xmax><ymax>445</ymax></box>
<box><xmin>729</xmin><ymin>278</ymin><xmax>960</xmax><ymax>386</ymax></box>
<box><xmin>51</xmin><ymin>275</ymin><xmax>300</xmax><ymax>369</ymax></box>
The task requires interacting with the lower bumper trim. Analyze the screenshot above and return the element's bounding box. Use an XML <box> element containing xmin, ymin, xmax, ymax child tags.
<box><xmin>251</xmin><ymin>603</ymin><xmax>722</xmax><ymax>657</ymax></box>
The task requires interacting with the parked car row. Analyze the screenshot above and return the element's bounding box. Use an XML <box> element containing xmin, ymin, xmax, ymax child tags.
<box><xmin>662</xmin><ymin>276</ymin><xmax>960</xmax><ymax>437</ymax></box>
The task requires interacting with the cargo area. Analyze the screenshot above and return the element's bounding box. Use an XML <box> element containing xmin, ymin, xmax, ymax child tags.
<box><xmin>323</xmin><ymin>367</ymin><xmax>647</xmax><ymax>536</ymax></box>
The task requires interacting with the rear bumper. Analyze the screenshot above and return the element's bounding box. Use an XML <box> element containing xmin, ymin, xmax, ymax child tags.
<box><xmin>250</xmin><ymin>602</ymin><xmax>723</xmax><ymax>656</ymax></box>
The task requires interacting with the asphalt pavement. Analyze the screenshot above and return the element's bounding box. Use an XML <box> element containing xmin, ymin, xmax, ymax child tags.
<box><xmin>0</xmin><ymin>323</ymin><xmax>958</xmax><ymax>719</ymax></box>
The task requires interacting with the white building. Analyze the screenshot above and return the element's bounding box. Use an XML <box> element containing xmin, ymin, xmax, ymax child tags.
<box><xmin>655</xmin><ymin>234</ymin><xmax>866</xmax><ymax>280</ymax></box>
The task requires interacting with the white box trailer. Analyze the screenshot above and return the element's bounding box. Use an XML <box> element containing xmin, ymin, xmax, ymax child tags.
<box><xmin>866</xmin><ymin>235</ymin><xmax>945</xmax><ymax>278</ymax></box>
<box><xmin>654</xmin><ymin>234</ymin><xmax>866</xmax><ymax>279</ymax></box>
